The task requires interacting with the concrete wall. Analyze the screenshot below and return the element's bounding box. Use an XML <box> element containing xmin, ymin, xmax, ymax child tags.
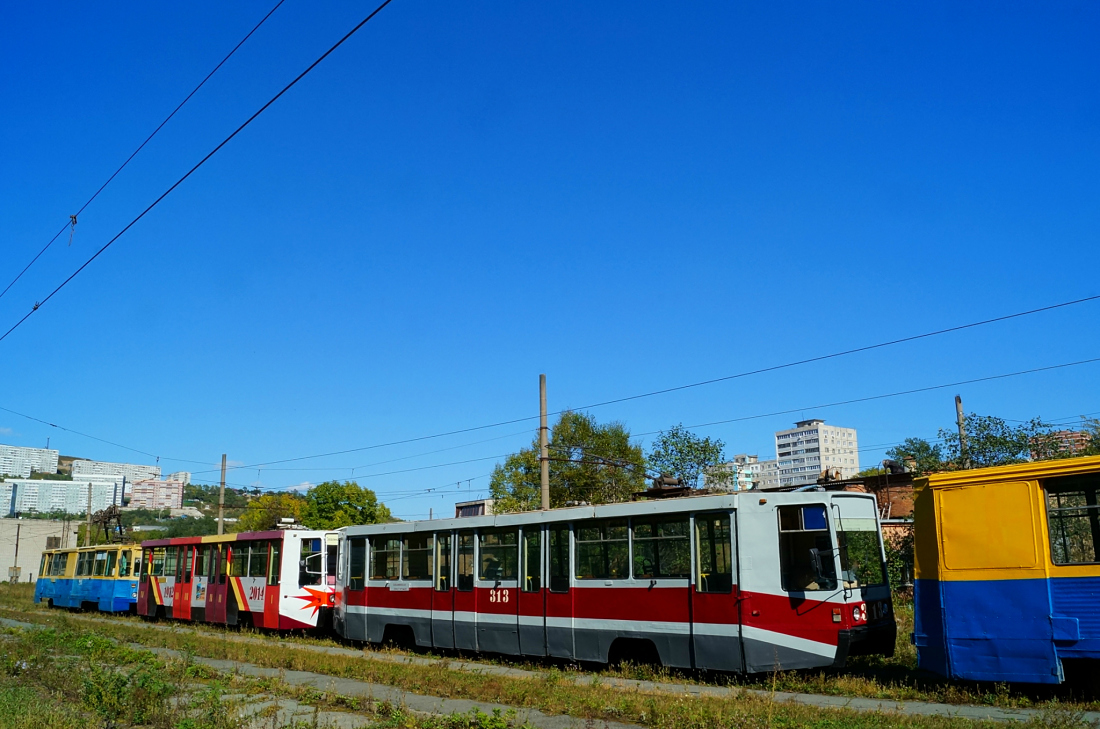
<box><xmin>0</xmin><ymin>519</ymin><xmax>71</xmax><ymax>583</ymax></box>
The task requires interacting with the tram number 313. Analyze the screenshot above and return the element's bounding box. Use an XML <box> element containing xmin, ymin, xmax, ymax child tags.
<box><xmin>488</xmin><ymin>589</ymin><xmax>510</xmax><ymax>603</ymax></box>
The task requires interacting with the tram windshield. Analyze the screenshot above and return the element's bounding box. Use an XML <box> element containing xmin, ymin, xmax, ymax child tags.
<box><xmin>834</xmin><ymin>499</ymin><xmax>887</xmax><ymax>588</ymax></box>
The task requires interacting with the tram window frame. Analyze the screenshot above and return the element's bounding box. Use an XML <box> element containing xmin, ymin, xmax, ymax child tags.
<box><xmin>478</xmin><ymin>529</ymin><xmax>518</xmax><ymax>582</ymax></box>
<box><xmin>370</xmin><ymin>537</ymin><xmax>401</xmax><ymax>580</ymax></box>
<box><xmin>59</xmin><ymin>552</ymin><xmax>71</xmax><ymax>576</ymax></box>
<box><xmin>248</xmin><ymin>542</ymin><xmax>268</xmax><ymax>578</ymax></box>
<box><xmin>1045</xmin><ymin>474</ymin><xmax>1100</xmax><ymax>565</ymax></box>
<box><xmin>268</xmin><ymin>541</ymin><xmax>282</xmax><ymax>587</ymax></box>
<box><xmin>181</xmin><ymin>547</ymin><xmax>193</xmax><ymax>583</ymax></box>
<box><xmin>456</xmin><ymin>531</ymin><xmax>474</xmax><ymax>591</ymax></box>
<box><xmin>218</xmin><ymin>546</ymin><xmax>228</xmax><ymax>585</ymax></box>
<box><xmin>106</xmin><ymin>550</ymin><xmax>118</xmax><ymax>578</ymax></box>
<box><xmin>348</xmin><ymin>537</ymin><xmax>367</xmax><ymax>590</ymax></box>
<box><xmin>326</xmin><ymin>535</ymin><xmax>339</xmax><ymax>586</ymax></box>
<box><xmin>230</xmin><ymin>544</ymin><xmax>247</xmax><ymax>578</ymax></box>
<box><xmin>435</xmin><ymin>534</ymin><xmax>451</xmax><ymax>592</ymax></box>
<box><xmin>548</xmin><ymin>525</ymin><xmax>570</xmax><ymax>592</ymax></box>
<box><xmin>165</xmin><ymin>547</ymin><xmax>179</xmax><ymax>580</ymax></box>
<box><xmin>93</xmin><ymin>550</ymin><xmax>109</xmax><ymax>577</ymax></box>
<box><xmin>574</xmin><ymin>519</ymin><xmax>629</xmax><ymax>580</ymax></box>
<box><xmin>40</xmin><ymin>554</ymin><xmax>49</xmax><ymax>577</ymax></box>
<box><xmin>403</xmin><ymin>533</ymin><xmax>433</xmax><ymax>581</ymax></box>
<box><xmin>632</xmin><ymin>516</ymin><xmax>690</xmax><ymax>580</ymax></box>
<box><xmin>193</xmin><ymin>547</ymin><xmax>207</xmax><ymax>581</ymax></box>
<box><xmin>777</xmin><ymin>504</ymin><xmax>837</xmax><ymax>592</ymax></box>
<box><xmin>300</xmin><ymin>538</ymin><xmax>324</xmax><ymax>586</ymax></box>
<box><xmin>522</xmin><ymin>527</ymin><xmax>541</xmax><ymax>592</ymax></box>
<box><xmin>695</xmin><ymin>512</ymin><xmax>734</xmax><ymax>593</ymax></box>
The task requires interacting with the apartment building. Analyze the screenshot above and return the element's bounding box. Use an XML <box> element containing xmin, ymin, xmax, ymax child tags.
<box><xmin>0</xmin><ymin>476</ymin><xmax>125</xmax><ymax>516</ymax></box>
<box><xmin>71</xmin><ymin>459</ymin><xmax>161</xmax><ymax>482</ymax></box>
<box><xmin>0</xmin><ymin>444</ymin><xmax>59</xmax><ymax>479</ymax></box>
<box><xmin>128</xmin><ymin>479</ymin><xmax>184</xmax><ymax>510</ymax></box>
<box><xmin>776</xmin><ymin>419</ymin><xmax>859</xmax><ymax>487</ymax></box>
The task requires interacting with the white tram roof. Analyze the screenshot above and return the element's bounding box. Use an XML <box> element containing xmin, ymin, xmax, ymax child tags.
<box><xmin>343</xmin><ymin>490</ymin><xmax>876</xmax><ymax>537</ymax></box>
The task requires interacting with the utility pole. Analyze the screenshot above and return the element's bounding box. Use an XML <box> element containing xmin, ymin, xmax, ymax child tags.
<box><xmin>86</xmin><ymin>482</ymin><xmax>93</xmax><ymax>547</ymax></box>
<box><xmin>540</xmin><ymin>374</ymin><xmax>550</xmax><ymax>511</ymax></box>
<box><xmin>12</xmin><ymin>521</ymin><xmax>20</xmax><ymax>583</ymax></box>
<box><xmin>217</xmin><ymin>454</ymin><xmax>227</xmax><ymax>536</ymax></box>
<box><xmin>955</xmin><ymin>395</ymin><xmax>969</xmax><ymax>468</ymax></box>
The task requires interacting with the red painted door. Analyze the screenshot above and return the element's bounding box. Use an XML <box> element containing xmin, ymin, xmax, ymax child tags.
<box><xmin>517</xmin><ymin>525</ymin><xmax>545</xmax><ymax>656</ymax></box>
<box><xmin>545</xmin><ymin>524</ymin><xmax>573</xmax><ymax>658</ymax></box>
<box><xmin>453</xmin><ymin>531</ymin><xmax>477</xmax><ymax>650</ymax></box>
<box><xmin>137</xmin><ymin>549</ymin><xmax>156</xmax><ymax>617</ymax></box>
<box><xmin>206</xmin><ymin>545</ymin><xmax>229</xmax><ymax>624</ymax></box>
<box><xmin>431</xmin><ymin>532</ymin><xmax>454</xmax><ymax>648</ymax></box>
<box><xmin>174</xmin><ymin>545</ymin><xmax>194</xmax><ymax>621</ymax></box>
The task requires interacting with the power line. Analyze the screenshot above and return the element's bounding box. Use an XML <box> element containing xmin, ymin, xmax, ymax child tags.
<box><xmin>0</xmin><ymin>0</ymin><xmax>396</xmax><ymax>345</ymax></box>
<box><xmin>190</xmin><ymin>293</ymin><xmax>1100</xmax><ymax>476</ymax></box>
<box><xmin>0</xmin><ymin>0</ymin><xmax>287</xmax><ymax>303</ymax></box>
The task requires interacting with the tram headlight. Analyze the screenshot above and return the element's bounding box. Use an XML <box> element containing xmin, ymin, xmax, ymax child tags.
<box><xmin>853</xmin><ymin>603</ymin><xmax>866</xmax><ymax>622</ymax></box>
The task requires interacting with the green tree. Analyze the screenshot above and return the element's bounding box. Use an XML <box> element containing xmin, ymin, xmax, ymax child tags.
<box><xmin>237</xmin><ymin>492</ymin><xmax>306</xmax><ymax>532</ymax></box>
<box><xmin>857</xmin><ymin>466</ymin><xmax>886</xmax><ymax>477</ymax></box>
<box><xmin>939</xmin><ymin>414</ymin><xmax>1059</xmax><ymax>468</ymax></box>
<box><xmin>885</xmin><ymin>437</ymin><xmax>945</xmax><ymax>475</ymax></box>
<box><xmin>301</xmin><ymin>480</ymin><xmax>391</xmax><ymax>529</ymax></box>
<box><xmin>647</xmin><ymin>424</ymin><xmax>730</xmax><ymax>489</ymax></box>
<box><xmin>489</xmin><ymin>411</ymin><xmax>646</xmax><ymax>512</ymax></box>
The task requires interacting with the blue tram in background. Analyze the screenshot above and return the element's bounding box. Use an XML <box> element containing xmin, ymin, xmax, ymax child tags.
<box><xmin>913</xmin><ymin>455</ymin><xmax>1100</xmax><ymax>684</ymax></box>
<box><xmin>34</xmin><ymin>544</ymin><xmax>142</xmax><ymax>612</ymax></box>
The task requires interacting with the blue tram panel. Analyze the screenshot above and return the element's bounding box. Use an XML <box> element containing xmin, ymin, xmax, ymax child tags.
<box><xmin>912</xmin><ymin>456</ymin><xmax>1100</xmax><ymax>684</ymax></box>
<box><xmin>34</xmin><ymin>546</ymin><xmax>141</xmax><ymax>613</ymax></box>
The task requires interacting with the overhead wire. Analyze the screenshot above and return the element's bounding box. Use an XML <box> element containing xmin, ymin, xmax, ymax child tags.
<box><xmin>0</xmin><ymin>0</ymin><xmax>288</xmax><ymax>303</ymax></box>
<box><xmin>0</xmin><ymin>0</ymin><xmax>396</xmax><ymax>345</ymax></box>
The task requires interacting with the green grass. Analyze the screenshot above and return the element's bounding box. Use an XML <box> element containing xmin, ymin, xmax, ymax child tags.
<box><xmin>1</xmin><ymin>583</ymin><xmax>1095</xmax><ymax>729</ymax></box>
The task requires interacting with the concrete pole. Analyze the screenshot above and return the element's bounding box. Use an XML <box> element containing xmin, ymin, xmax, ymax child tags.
<box><xmin>86</xmin><ymin>483</ymin><xmax>93</xmax><ymax>546</ymax></box>
<box><xmin>955</xmin><ymin>394</ymin><xmax>969</xmax><ymax>468</ymax></box>
<box><xmin>217</xmin><ymin>454</ymin><xmax>227</xmax><ymax>536</ymax></box>
<box><xmin>12</xmin><ymin>522</ymin><xmax>19</xmax><ymax>583</ymax></box>
<box><xmin>540</xmin><ymin>374</ymin><xmax>550</xmax><ymax>510</ymax></box>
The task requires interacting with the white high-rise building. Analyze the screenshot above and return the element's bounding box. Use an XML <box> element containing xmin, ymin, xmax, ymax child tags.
<box><xmin>71</xmin><ymin>459</ymin><xmax>161</xmax><ymax>482</ymax></box>
<box><xmin>0</xmin><ymin>476</ymin><xmax>124</xmax><ymax>516</ymax></box>
<box><xmin>0</xmin><ymin>444</ymin><xmax>59</xmax><ymax>478</ymax></box>
<box><xmin>776</xmin><ymin>419</ymin><xmax>859</xmax><ymax>488</ymax></box>
<box><xmin>166</xmin><ymin>471</ymin><xmax>191</xmax><ymax>485</ymax></box>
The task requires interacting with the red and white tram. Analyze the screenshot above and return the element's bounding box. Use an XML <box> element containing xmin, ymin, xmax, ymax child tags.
<box><xmin>138</xmin><ymin>530</ymin><xmax>338</xmax><ymax>630</ymax></box>
<box><xmin>333</xmin><ymin>491</ymin><xmax>896</xmax><ymax>672</ymax></box>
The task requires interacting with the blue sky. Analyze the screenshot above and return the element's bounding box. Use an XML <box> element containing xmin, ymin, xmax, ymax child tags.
<box><xmin>1</xmin><ymin>1</ymin><xmax>1097</xmax><ymax>518</ymax></box>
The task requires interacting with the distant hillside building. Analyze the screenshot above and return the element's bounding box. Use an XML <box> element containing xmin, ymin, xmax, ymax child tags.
<box><xmin>128</xmin><ymin>479</ymin><xmax>184</xmax><ymax>510</ymax></box>
<box><xmin>166</xmin><ymin>471</ymin><xmax>192</xmax><ymax>485</ymax></box>
<box><xmin>776</xmin><ymin>419</ymin><xmax>859</xmax><ymax>488</ymax></box>
<box><xmin>0</xmin><ymin>444</ymin><xmax>59</xmax><ymax>478</ymax></box>
<box><xmin>71</xmin><ymin>459</ymin><xmax>161</xmax><ymax>482</ymax></box>
<box><xmin>0</xmin><ymin>476</ymin><xmax>125</xmax><ymax>516</ymax></box>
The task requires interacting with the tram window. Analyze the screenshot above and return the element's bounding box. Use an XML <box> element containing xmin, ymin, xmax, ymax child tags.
<box><xmin>435</xmin><ymin>534</ymin><xmax>450</xmax><ymax>591</ymax></box>
<box><xmin>348</xmin><ymin>537</ymin><xmax>367</xmax><ymax>590</ymax></box>
<box><xmin>836</xmin><ymin>518</ymin><xmax>885</xmax><ymax>588</ymax></box>
<box><xmin>230</xmin><ymin>545</ymin><xmax>247</xmax><ymax>578</ymax></box>
<box><xmin>165</xmin><ymin>548</ymin><xmax>179</xmax><ymax>579</ymax></box>
<box><xmin>249</xmin><ymin>542</ymin><xmax>268</xmax><ymax>578</ymax></box>
<box><xmin>40</xmin><ymin>554</ymin><xmax>49</xmax><ymax>577</ymax></box>
<box><xmin>118</xmin><ymin>551</ymin><xmax>130</xmax><ymax>578</ymax></box>
<box><xmin>522</xmin><ymin>528</ymin><xmax>541</xmax><ymax>592</ymax></box>
<box><xmin>478</xmin><ymin>529</ymin><xmax>518</xmax><ymax>581</ymax></box>
<box><xmin>193</xmin><ymin>547</ymin><xmax>206</xmax><ymax>580</ymax></box>
<box><xmin>93</xmin><ymin>550</ymin><xmax>109</xmax><ymax>577</ymax></box>
<box><xmin>152</xmin><ymin>548</ymin><xmax>166</xmax><ymax>577</ymax></box>
<box><xmin>370</xmin><ymin>537</ymin><xmax>400</xmax><ymax>580</ymax></box>
<box><xmin>456</xmin><ymin>532</ymin><xmax>474</xmax><ymax>591</ymax></box>
<box><xmin>327</xmin><ymin>536</ymin><xmax>339</xmax><ymax>586</ymax></box>
<box><xmin>632</xmin><ymin>517</ymin><xmax>690</xmax><ymax>580</ymax></box>
<box><xmin>575</xmin><ymin>519</ymin><xmax>629</xmax><ymax>580</ymax></box>
<box><xmin>696</xmin><ymin>512</ymin><xmax>733</xmax><ymax>593</ymax></box>
<box><xmin>778</xmin><ymin>505</ymin><xmax>836</xmax><ymax>592</ymax></box>
<box><xmin>218</xmin><ymin>546</ymin><xmax>228</xmax><ymax>585</ymax></box>
<box><xmin>403</xmin><ymin>534</ymin><xmax>433</xmax><ymax>581</ymax></box>
<box><xmin>1046</xmin><ymin>475</ymin><xmax>1100</xmax><ymax>564</ymax></box>
<box><xmin>300</xmin><ymin>538</ymin><xmax>324</xmax><ymax>586</ymax></box>
<box><xmin>549</xmin><ymin>526</ymin><xmax>569</xmax><ymax>592</ymax></box>
<box><xmin>106</xmin><ymin>551</ymin><xmax>118</xmax><ymax>578</ymax></box>
<box><xmin>268</xmin><ymin>541</ymin><xmax>282</xmax><ymax>587</ymax></box>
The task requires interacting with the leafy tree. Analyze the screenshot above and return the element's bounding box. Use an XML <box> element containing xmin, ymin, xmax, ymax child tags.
<box><xmin>856</xmin><ymin>466</ymin><xmax>886</xmax><ymax>477</ymax></box>
<box><xmin>647</xmin><ymin>424</ymin><xmax>730</xmax><ymax>489</ymax></box>
<box><xmin>237</xmin><ymin>493</ymin><xmax>305</xmax><ymax>532</ymax></box>
<box><xmin>939</xmin><ymin>414</ymin><xmax>1058</xmax><ymax>469</ymax></box>
<box><xmin>885</xmin><ymin>437</ymin><xmax>946</xmax><ymax>475</ymax></box>
<box><xmin>490</xmin><ymin>411</ymin><xmax>646</xmax><ymax>512</ymax></box>
<box><xmin>301</xmin><ymin>481</ymin><xmax>391</xmax><ymax>529</ymax></box>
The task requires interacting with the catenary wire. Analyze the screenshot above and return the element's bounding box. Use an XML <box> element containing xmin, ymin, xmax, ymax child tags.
<box><xmin>0</xmin><ymin>0</ymin><xmax>288</xmax><ymax>303</ymax></box>
<box><xmin>189</xmin><ymin>293</ymin><xmax>1100</xmax><ymax>476</ymax></box>
<box><xmin>0</xmin><ymin>0</ymin><xmax>395</xmax><ymax>345</ymax></box>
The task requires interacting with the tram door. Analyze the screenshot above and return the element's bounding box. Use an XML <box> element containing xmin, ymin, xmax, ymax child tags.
<box><xmin>206</xmin><ymin>545</ymin><xmax>228</xmax><ymax>624</ymax></box>
<box><xmin>517</xmin><ymin>525</ymin><xmax>545</xmax><ymax>656</ymax></box>
<box><xmin>174</xmin><ymin>545</ymin><xmax>194</xmax><ymax>620</ymax></box>
<box><xmin>690</xmin><ymin>511</ymin><xmax>741</xmax><ymax>671</ymax></box>
<box><xmin>475</xmin><ymin>528</ymin><xmax>520</xmax><ymax>654</ymax></box>
<box><xmin>544</xmin><ymin>524</ymin><xmax>573</xmax><ymax>658</ymax></box>
<box><xmin>431</xmin><ymin>533</ymin><xmax>455</xmax><ymax>648</ymax></box>
<box><xmin>453</xmin><ymin>531</ymin><xmax>477</xmax><ymax>650</ymax></box>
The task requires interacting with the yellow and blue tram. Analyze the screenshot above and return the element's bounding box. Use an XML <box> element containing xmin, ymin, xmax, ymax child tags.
<box><xmin>913</xmin><ymin>455</ymin><xmax>1100</xmax><ymax>684</ymax></box>
<box><xmin>34</xmin><ymin>544</ymin><xmax>142</xmax><ymax>613</ymax></box>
